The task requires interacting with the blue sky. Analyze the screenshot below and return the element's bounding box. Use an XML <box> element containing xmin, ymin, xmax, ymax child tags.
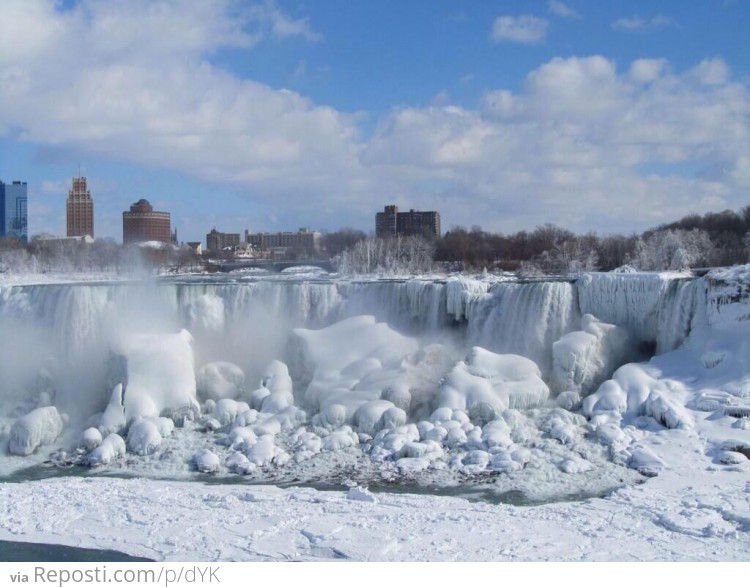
<box><xmin>1</xmin><ymin>0</ymin><xmax>748</xmax><ymax>242</ymax></box>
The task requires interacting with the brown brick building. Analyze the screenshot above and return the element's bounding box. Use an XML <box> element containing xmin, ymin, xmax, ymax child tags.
<box><xmin>122</xmin><ymin>199</ymin><xmax>172</xmax><ymax>244</ymax></box>
<box><xmin>66</xmin><ymin>176</ymin><xmax>94</xmax><ymax>238</ymax></box>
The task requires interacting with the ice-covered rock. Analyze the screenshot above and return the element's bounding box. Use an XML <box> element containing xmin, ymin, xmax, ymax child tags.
<box><xmin>126</xmin><ymin>417</ymin><xmax>164</xmax><ymax>456</ymax></box>
<box><xmin>8</xmin><ymin>406</ymin><xmax>64</xmax><ymax>456</ymax></box>
<box><xmin>628</xmin><ymin>445</ymin><xmax>664</xmax><ymax>476</ymax></box>
<box><xmin>99</xmin><ymin>384</ymin><xmax>126</xmax><ymax>436</ymax></box>
<box><xmin>109</xmin><ymin>329</ymin><xmax>199</xmax><ymax>423</ymax></box>
<box><xmin>213</xmin><ymin>399</ymin><xmax>251</xmax><ymax>427</ymax></box>
<box><xmin>245</xmin><ymin>434</ymin><xmax>288</xmax><ymax>466</ymax></box>
<box><xmin>86</xmin><ymin>433</ymin><xmax>126</xmax><ymax>466</ymax></box>
<box><xmin>226</xmin><ymin>451</ymin><xmax>256</xmax><ymax>474</ymax></box>
<box><xmin>79</xmin><ymin>427</ymin><xmax>103</xmax><ymax>451</ymax></box>
<box><xmin>584</xmin><ymin>363</ymin><xmax>693</xmax><ymax>430</ymax></box>
<box><xmin>196</xmin><ymin>362</ymin><xmax>245</xmax><ymax>401</ymax></box>
<box><xmin>193</xmin><ymin>449</ymin><xmax>221</xmax><ymax>473</ymax></box>
<box><xmin>261</xmin><ymin>360</ymin><xmax>293</xmax><ymax>394</ymax></box>
<box><xmin>551</xmin><ymin>314</ymin><xmax>634</xmax><ymax>396</ymax></box>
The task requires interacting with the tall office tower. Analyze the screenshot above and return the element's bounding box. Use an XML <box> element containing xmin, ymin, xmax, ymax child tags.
<box><xmin>66</xmin><ymin>176</ymin><xmax>94</xmax><ymax>237</ymax></box>
<box><xmin>0</xmin><ymin>180</ymin><xmax>28</xmax><ymax>242</ymax></box>
<box><xmin>122</xmin><ymin>199</ymin><xmax>172</xmax><ymax>244</ymax></box>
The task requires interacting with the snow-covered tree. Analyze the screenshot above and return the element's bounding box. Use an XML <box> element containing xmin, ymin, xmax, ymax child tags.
<box><xmin>629</xmin><ymin>229</ymin><xmax>713</xmax><ymax>271</ymax></box>
<box><xmin>338</xmin><ymin>236</ymin><xmax>435</xmax><ymax>275</ymax></box>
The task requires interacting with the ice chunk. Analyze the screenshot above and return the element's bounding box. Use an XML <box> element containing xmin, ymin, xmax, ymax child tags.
<box><xmin>196</xmin><ymin>362</ymin><xmax>245</xmax><ymax>401</ymax></box>
<box><xmin>8</xmin><ymin>406</ymin><xmax>64</xmax><ymax>456</ymax></box>
<box><xmin>353</xmin><ymin>400</ymin><xmax>395</xmax><ymax>436</ymax></box>
<box><xmin>322</xmin><ymin>428</ymin><xmax>359</xmax><ymax>451</ymax></box>
<box><xmin>261</xmin><ymin>391</ymin><xmax>294</xmax><ymax>414</ymax></box>
<box><xmin>346</xmin><ymin>486</ymin><xmax>378</xmax><ymax>503</ymax></box>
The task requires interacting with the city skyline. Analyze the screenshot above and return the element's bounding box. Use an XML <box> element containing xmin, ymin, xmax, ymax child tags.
<box><xmin>1</xmin><ymin>1</ymin><xmax>749</xmax><ymax>243</ymax></box>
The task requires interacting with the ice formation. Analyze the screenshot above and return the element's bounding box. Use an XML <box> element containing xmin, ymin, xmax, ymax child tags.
<box><xmin>108</xmin><ymin>329</ymin><xmax>199</xmax><ymax>423</ymax></box>
<box><xmin>550</xmin><ymin>314</ymin><xmax>634</xmax><ymax>396</ymax></box>
<box><xmin>8</xmin><ymin>406</ymin><xmax>64</xmax><ymax>456</ymax></box>
<box><xmin>0</xmin><ymin>267</ymin><xmax>748</xmax><ymax>511</ymax></box>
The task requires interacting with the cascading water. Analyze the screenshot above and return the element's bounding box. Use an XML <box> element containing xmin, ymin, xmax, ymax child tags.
<box><xmin>465</xmin><ymin>280</ymin><xmax>579</xmax><ymax>375</ymax></box>
<box><xmin>0</xmin><ymin>270</ymin><xmax>719</xmax><ymax>503</ymax></box>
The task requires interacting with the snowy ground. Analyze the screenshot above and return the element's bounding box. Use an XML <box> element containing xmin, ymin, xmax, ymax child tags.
<box><xmin>1</xmin><ymin>457</ymin><xmax>748</xmax><ymax>561</ymax></box>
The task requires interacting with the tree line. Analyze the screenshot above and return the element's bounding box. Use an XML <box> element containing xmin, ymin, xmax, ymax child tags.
<box><xmin>2</xmin><ymin>205</ymin><xmax>748</xmax><ymax>276</ymax></box>
<box><xmin>331</xmin><ymin>205</ymin><xmax>750</xmax><ymax>274</ymax></box>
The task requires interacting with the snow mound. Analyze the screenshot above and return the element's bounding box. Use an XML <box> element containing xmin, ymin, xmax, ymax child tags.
<box><xmin>584</xmin><ymin>363</ymin><xmax>693</xmax><ymax>430</ymax></box>
<box><xmin>295</xmin><ymin>316</ymin><xmax>418</xmax><ymax>422</ymax></box>
<box><xmin>437</xmin><ymin>347</ymin><xmax>549</xmax><ymax>421</ymax></box>
<box><xmin>8</xmin><ymin>406</ymin><xmax>64</xmax><ymax>456</ymax></box>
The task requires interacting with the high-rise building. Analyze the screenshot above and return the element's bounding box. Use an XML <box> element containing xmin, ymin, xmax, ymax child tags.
<box><xmin>244</xmin><ymin>227</ymin><xmax>321</xmax><ymax>258</ymax></box>
<box><xmin>122</xmin><ymin>199</ymin><xmax>172</xmax><ymax>244</ymax></box>
<box><xmin>206</xmin><ymin>228</ymin><xmax>240</xmax><ymax>252</ymax></box>
<box><xmin>0</xmin><ymin>180</ymin><xmax>28</xmax><ymax>242</ymax></box>
<box><xmin>375</xmin><ymin>205</ymin><xmax>399</xmax><ymax>238</ymax></box>
<box><xmin>375</xmin><ymin>205</ymin><xmax>441</xmax><ymax>238</ymax></box>
<box><xmin>66</xmin><ymin>176</ymin><xmax>94</xmax><ymax>238</ymax></box>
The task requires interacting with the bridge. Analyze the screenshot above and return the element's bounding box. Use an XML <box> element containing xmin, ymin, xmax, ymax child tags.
<box><xmin>208</xmin><ymin>259</ymin><xmax>335</xmax><ymax>273</ymax></box>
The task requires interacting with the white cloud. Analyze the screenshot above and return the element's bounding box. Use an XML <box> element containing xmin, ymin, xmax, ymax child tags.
<box><xmin>490</xmin><ymin>15</ymin><xmax>548</xmax><ymax>44</ymax></box>
<box><xmin>0</xmin><ymin>0</ymin><xmax>356</xmax><ymax>213</ymax></box>
<box><xmin>251</xmin><ymin>0</ymin><xmax>322</xmax><ymax>42</ymax></box>
<box><xmin>547</xmin><ymin>1</ymin><xmax>580</xmax><ymax>19</ymax></box>
<box><xmin>612</xmin><ymin>15</ymin><xmax>677</xmax><ymax>32</ymax></box>
<box><xmin>364</xmin><ymin>56</ymin><xmax>750</xmax><ymax>232</ymax></box>
<box><xmin>1</xmin><ymin>2</ymin><xmax>748</xmax><ymax>236</ymax></box>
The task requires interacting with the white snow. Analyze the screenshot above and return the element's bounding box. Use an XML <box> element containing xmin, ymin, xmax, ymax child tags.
<box><xmin>1</xmin><ymin>268</ymin><xmax>750</xmax><ymax>561</ymax></box>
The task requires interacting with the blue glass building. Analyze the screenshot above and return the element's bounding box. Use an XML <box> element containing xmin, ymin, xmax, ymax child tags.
<box><xmin>0</xmin><ymin>180</ymin><xmax>28</xmax><ymax>242</ymax></box>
